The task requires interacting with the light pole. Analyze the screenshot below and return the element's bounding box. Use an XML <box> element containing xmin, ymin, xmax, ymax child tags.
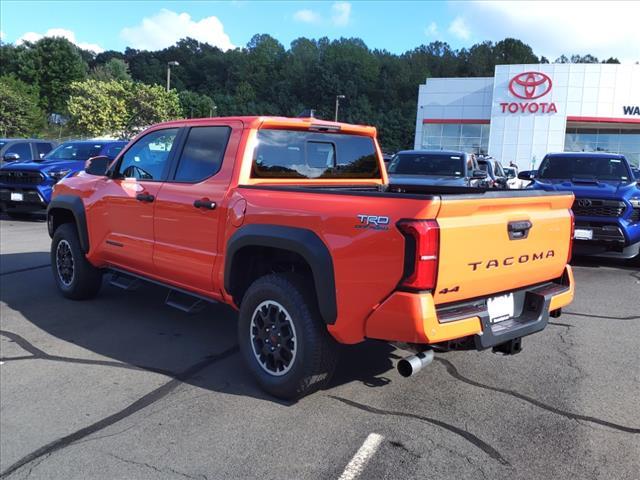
<box><xmin>166</xmin><ymin>61</ymin><xmax>179</xmax><ymax>92</ymax></box>
<box><xmin>334</xmin><ymin>94</ymin><xmax>346</xmax><ymax>122</ymax></box>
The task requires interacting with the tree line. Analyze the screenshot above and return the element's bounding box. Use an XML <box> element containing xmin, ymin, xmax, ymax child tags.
<box><xmin>0</xmin><ymin>34</ymin><xmax>620</xmax><ymax>151</ymax></box>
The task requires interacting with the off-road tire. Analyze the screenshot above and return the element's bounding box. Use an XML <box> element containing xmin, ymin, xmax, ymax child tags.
<box><xmin>238</xmin><ymin>273</ymin><xmax>339</xmax><ymax>400</ymax></box>
<box><xmin>51</xmin><ymin>223</ymin><xmax>102</xmax><ymax>299</ymax></box>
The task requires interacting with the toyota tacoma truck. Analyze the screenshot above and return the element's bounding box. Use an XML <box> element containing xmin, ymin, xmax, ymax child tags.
<box><xmin>47</xmin><ymin>116</ymin><xmax>575</xmax><ymax>399</ymax></box>
<box><xmin>521</xmin><ymin>152</ymin><xmax>640</xmax><ymax>263</ymax></box>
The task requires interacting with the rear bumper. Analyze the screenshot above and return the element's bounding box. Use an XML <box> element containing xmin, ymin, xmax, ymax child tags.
<box><xmin>365</xmin><ymin>265</ymin><xmax>574</xmax><ymax>348</ymax></box>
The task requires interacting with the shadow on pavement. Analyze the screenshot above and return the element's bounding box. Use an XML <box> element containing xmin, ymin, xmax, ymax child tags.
<box><xmin>0</xmin><ymin>252</ymin><xmax>396</xmax><ymax>405</ymax></box>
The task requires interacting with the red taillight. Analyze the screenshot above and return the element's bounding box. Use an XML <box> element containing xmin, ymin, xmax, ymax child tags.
<box><xmin>567</xmin><ymin>209</ymin><xmax>575</xmax><ymax>263</ymax></box>
<box><xmin>397</xmin><ymin>220</ymin><xmax>439</xmax><ymax>291</ymax></box>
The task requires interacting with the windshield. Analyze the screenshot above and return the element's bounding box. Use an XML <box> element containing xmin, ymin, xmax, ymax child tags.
<box><xmin>43</xmin><ymin>142</ymin><xmax>104</xmax><ymax>162</ymax></box>
<box><xmin>538</xmin><ymin>156</ymin><xmax>631</xmax><ymax>182</ymax></box>
<box><xmin>387</xmin><ymin>153</ymin><xmax>465</xmax><ymax>177</ymax></box>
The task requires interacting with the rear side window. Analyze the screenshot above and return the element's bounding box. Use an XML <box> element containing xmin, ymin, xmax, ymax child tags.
<box><xmin>37</xmin><ymin>142</ymin><xmax>54</xmax><ymax>159</ymax></box>
<box><xmin>174</xmin><ymin>126</ymin><xmax>231</xmax><ymax>182</ymax></box>
<box><xmin>252</xmin><ymin>130</ymin><xmax>379</xmax><ymax>179</ymax></box>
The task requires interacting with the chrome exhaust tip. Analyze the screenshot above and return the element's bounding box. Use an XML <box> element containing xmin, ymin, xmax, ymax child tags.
<box><xmin>397</xmin><ymin>350</ymin><xmax>434</xmax><ymax>377</ymax></box>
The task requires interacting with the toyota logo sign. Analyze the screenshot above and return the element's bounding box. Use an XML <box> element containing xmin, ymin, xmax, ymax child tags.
<box><xmin>577</xmin><ymin>199</ymin><xmax>592</xmax><ymax>208</ymax></box>
<box><xmin>509</xmin><ymin>71</ymin><xmax>553</xmax><ymax>100</ymax></box>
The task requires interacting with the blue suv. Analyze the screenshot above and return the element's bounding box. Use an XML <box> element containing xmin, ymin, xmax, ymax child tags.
<box><xmin>0</xmin><ymin>140</ymin><xmax>127</xmax><ymax>217</ymax></box>
<box><xmin>522</xmin><ymin>152</ymin><xmax>640</xmax><ymax>263</ymax></box>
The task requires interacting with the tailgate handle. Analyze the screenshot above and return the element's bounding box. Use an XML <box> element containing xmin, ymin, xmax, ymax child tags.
<box><xmin>508</xmin><ymin>220</ymin><xmax>532</xmax><ymax>240</ymax></box>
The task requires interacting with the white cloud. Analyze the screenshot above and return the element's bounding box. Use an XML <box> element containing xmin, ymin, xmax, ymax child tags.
<box><xmin>448</xmin><ymin>16</ymin><xmax>470</xmax><ymax>40</ymax></box>
<box><xmin>459</xmin><ymin>1</ymin><xmax>640</xmax><ymax>63</ymax></box>
<box><xmin>294</xmin><ymin>9</ymin><xmax>321</xmax><ymax>24</ymax></box>
<box><xmin>425</xmin><ymin>22</ymin><xmax>439</xmax><ymax>37</ymax></box>
<box><xmin>16</xmin><ymin>28</ymin><xmax>104</xmax><ymax>52</ymax></box>
<box><xmin>120</xmin><ymin>9</ymin><xmax>235</xmax><ymax>51</ymax></box>
<box><xmin>0</xmin><ymin>31</ymin><xmax>5</xmax><ymax>41</ymax></box>
<box><xmin>331</xmin><ymin>2</ymin><xmax>352</xmax><ymax>27</ymax></box>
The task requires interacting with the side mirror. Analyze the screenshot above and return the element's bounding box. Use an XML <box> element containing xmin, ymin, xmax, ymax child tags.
<box><xmin>3</xmin><ymin>153</ymin><xmax>20</xmax><ymax>162</ymax></box>
<box><xmin>518</xmin><ymin>171</ymin><xmax>535</xmax><ymax>180</ymax></box>
<box><xmin>85</xmin><ymin>156</ymin><xmax>111</xmax><ymax>176</ymax></box>
<box><xmin>471</xmin><ymin>169</ymin><xmax>488</xmax><ymax>180</ymax></box>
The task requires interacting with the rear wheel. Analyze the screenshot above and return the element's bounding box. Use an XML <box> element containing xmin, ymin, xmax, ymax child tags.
<box><xmin>51</xmin><ymin>223</ymin><xmax>103</xmax><ymax>299</ymax></box>
<box><xmin>238</xmin><ymin>273</ymin><xmax>338</xmax><ymax>400</ymax></box>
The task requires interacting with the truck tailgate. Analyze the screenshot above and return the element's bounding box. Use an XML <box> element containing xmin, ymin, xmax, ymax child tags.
<box><xmin>433</xmin><ymin>192</ymin><xmax>573</xmax><ymax>304</ymax></box>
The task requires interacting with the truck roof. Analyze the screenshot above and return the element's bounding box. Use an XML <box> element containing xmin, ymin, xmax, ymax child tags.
<box><xmin>395</xmin><ymin>149</ymin><xmax>467</xmax><ymax>156</ymax></box>
<box><xmin>546</xmin><ymin>152</ymin><xmax>627</xmax><ymax>160</ymax></box>
<box><xmin>150</xmin><ymin>116</ymin><xmax>378</xmax><ymax>136</ymax></box>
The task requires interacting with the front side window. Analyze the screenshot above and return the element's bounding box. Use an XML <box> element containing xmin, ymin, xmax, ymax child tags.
<box><xmin>388</xmin><ymin>153</ymin><xmax>465</xmax><ymax>177</ymax></box>
<box><xmin>6</xmin><ymin>143</ymin><xmax>31</xmax><ymax>160</ymax></box>
<box><xmin>252</xmin><ymin>130</ymin><xmax>379</xmax><ymax>179</ymax></box>
<box><xmin>174</xmin><ymin>126</ymin><xmax>231</xmax><ymax>182</ymax></box>
<box><xmin>117</xmin><ymin>129</ymin><xmax>178</xmax><ymax>181</ymax></box>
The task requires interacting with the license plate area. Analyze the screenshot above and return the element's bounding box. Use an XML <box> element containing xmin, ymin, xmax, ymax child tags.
<box><xmin>487</xmin><ymin>293</ymin><xmax>514</xmax><ymax>323</ymax></box>
<box><xmin>574</xmin><ymin>228</ymin><xmax>593</xmax><ymax>240</ymax></box>
<box><xmin>10</xmin><ymin>192</ymin><xmax>23</xmax><ymax>202</ymax></box>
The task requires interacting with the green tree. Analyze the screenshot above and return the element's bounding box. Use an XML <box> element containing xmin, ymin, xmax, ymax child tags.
<box><xmin>67</xmin><ymin>80</ymin><xmax>181</xmax><ymax>138</ymax></box>
<box><xmin>17</xmin><ymin>37</ymin><xmax>88</xmax><ymax>114</ymax></box>
<box><xmin>178</xmin><ymin>90</ymin><xmax>216</xmax><ymax>118</ymax></box>
<box><xmin>122</xmin><ymin>82</ymin><xmax>182</xmax><ymax>137</ymax></box>
<box><xmin>67</xmin><ymin>79</ymin><xmax>129</xmax><ymax>137</ymax></box>
<box><xmin>89</xmin><ymin>58</ymin><xmax>132</xmax><ymax>82</ymax></box>
<box><xmin>0</xmin><ymin>76</ymin><xmax>45</xmax><ymax>136</ymax></box>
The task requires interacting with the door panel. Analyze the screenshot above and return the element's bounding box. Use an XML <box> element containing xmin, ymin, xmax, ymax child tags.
<box><xmin>100</xmin><ymin>179</ymin><xmax>162</xmax><ymax>272</ymax></box>
<box><xmin>153</xmin><ymin>123</ymin><xmax>241</xmax><ymax>293</ymax></box>
<box><xmin>99</xmin><ymin>128</ymin><xmax>180</xmax><ymax>274</ymax></box>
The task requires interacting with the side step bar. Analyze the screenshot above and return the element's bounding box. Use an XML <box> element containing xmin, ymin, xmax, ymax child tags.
<box><xmin>110</xmin><ymin>272</ymin><xmax>141</xmax><ymax>291</ymax></box>
<box><xmin>108</xmin><ymin>268</ymin><xmax>216</xmax><ymax>314</ymax></box>
<box><xmin>165</xmin><ymin>290</ymin><xmax>206</xmax><ymax>314</ymax></box>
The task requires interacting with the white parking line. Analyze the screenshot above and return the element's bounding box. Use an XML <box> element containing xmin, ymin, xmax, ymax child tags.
<box><xmin>338</xmin><ymin>433</ymin><xmax>384</xmax><ymax>480</ymax></box>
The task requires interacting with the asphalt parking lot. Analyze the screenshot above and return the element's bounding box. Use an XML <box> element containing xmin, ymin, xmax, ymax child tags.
<box><xmin>1</xmin><ymin>214</ymin><xmax>639</xmax><ymax>480</ymax></box>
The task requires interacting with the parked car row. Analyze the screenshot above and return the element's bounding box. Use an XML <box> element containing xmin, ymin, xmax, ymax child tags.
<box><xmin>0</xmin><ymin>139</ymin><xmax>127</xmax><ymax>218</ymax></box>
<box><xmin>384</xmin><ymin>148</ymin><xmax>639</xmax><ymax>264</ymax></box>
<box><xmin>520</xmin><ymin>152</ymin><xmax>640</xmax><ymax>263</ymax></box>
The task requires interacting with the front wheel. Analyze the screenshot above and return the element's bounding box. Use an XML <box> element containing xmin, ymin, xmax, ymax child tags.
<box><xmin>238</xmin><ymin>273</ymin><xmax>338</xmax><ymax>400</ymax></box>
<box><xmin>51</xmin><ymin>223</ymin><xmax>103</xmax><ymax>299</ymax></box>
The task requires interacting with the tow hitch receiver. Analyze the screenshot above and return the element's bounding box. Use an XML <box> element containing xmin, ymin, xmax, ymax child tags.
<box><xmin>492</xmin><ymin>337</ymin><xmax>522</xmax><ymax>355</ymax></box>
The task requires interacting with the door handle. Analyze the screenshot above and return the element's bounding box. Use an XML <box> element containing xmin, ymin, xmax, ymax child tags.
<box><xmin>193</xmin><ymin>198</ymin><xmax>216</xmax><ymax>210</ymax></box>
<box><xmin>136</xmin><ymin>193</ymin><xmax>155</xmax><ymax>203</ymax></box>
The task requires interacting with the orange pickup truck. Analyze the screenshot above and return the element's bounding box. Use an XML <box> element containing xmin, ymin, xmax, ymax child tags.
<box><xmin>47</xmin><ymin>116</ymin><xmax>575</xmax><ymax>399</ymax></box>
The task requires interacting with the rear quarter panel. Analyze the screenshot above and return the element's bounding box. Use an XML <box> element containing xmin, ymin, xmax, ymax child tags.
<box><xmin>223</xmin><ymin>187</ymin><xmax>441</xmax><ymax>343</ymax></box>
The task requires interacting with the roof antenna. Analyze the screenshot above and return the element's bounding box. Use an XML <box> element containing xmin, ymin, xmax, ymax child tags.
<box><xmin>297</xmin><ymin>108</ymin><xmax>316</xmax><ymax>118</ymax></box>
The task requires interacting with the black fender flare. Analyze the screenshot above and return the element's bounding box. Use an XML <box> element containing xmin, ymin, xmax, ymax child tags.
<box><xmin>224</xmin><ymin>224</ymin><xmax>337</xmax><ymax>325</ymax></box>
<box><xmin>47</xmin><ymin>195</ymin><xmax>90</xmax><ymax>253</ymax></box>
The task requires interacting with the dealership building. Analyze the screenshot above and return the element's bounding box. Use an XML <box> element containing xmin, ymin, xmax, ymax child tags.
<box><xmin>414</xmin><ymin>63</ymin><xmax>640</xmax><ymax>169</ymax></box>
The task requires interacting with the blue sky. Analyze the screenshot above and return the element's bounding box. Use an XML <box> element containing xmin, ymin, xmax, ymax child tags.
<box><xmin>1</xmin><ymin>1</ymin><xmax>638</xmax><ymax>62</ymax></box>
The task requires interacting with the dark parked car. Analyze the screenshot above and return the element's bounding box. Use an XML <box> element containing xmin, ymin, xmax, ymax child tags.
<box><xmin>387</xmin><ymin>150</ymin><xmax>488</xmax><ymax>189</ymax></box>
<box><xmin>0</xmin><ymin>139</ymin><xmax>57</xmax><ymax>165</ymax></box>
<box><xmin>478</xmin><ymin>157</ymin><xmax>508</xmax><ymax>189</ymax></box>
<box><xmin>0</xmin><ymin>140</ymin><xmax>127</xmax><ymax>217</ymax></box>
